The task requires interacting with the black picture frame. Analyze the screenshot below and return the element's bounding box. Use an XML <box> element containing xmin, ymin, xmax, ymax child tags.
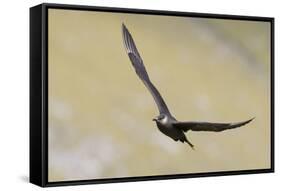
<box><xmin>30</xmin><ymin>3</ymin><xmax>275</xmax><ymax>187</ymax></box>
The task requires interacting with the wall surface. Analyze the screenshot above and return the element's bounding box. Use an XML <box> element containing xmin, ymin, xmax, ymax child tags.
<box><xmin>0</xmin><ymin>0</ymin><xmax>279</xmax><ymax>190</ymax></box>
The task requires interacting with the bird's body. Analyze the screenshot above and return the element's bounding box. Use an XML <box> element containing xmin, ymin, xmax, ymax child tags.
<box><xmin>156</xmin><ymin>120</ymin><xmax>192</xmax><ymax>147</ymax></box>
<box><xmin>153</xmin><ymin>114</ymin><xmax>194</xmax><ymax>148</ymax></box>
<box><xmin>122</xmin><ymin>23</ymin><xmax>254</xmax><ymax>149</ymax></box>
<box><xmin>155</xmin><ymin>115</ymin><xmax>178</xmax><ymax>140</ymax></box>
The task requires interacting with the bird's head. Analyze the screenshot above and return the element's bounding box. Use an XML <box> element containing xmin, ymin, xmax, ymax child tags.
<box><xmin>152</xmin><ymin>114</ymin><xmax>168</xmax><ymax>124</ymax></box>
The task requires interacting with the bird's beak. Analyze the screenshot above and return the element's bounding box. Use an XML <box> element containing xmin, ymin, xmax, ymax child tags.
<box><xmin>152</xmin><ymin>118</ymin><xmax>157</xmax><ymax>121</ymax></box>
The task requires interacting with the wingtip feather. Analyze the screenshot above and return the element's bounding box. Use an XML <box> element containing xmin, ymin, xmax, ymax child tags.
<box><xmin>245</xmin><ymin>117</ymin><xmax>255</xmax><ymax>124</ymax></box>
<box><xmin>122</xmin><ymin>23</ymin><xmax>127</xmax><ymax>31</ymax></box>
<box><xmin>232</xmin><ymin>117</ymin><xmax>255</xmax><ymax>128</ymax></box>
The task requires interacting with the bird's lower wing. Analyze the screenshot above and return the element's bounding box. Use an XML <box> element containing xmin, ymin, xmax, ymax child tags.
<box><xmin>173</xmin><ymin>118</ymin><xmax>254</xmax><ymax>132</ymax></box>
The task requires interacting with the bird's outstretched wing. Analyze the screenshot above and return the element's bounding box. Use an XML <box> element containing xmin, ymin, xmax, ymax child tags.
<box><xmin>173</xmin><ymin>118</ymin><xmax>254</xmax><ymax>132</ymax></box>
<box><xmin>122</xmin><ymin>23</ymin><xmax>171</xmax><ymax>115</ymax></box>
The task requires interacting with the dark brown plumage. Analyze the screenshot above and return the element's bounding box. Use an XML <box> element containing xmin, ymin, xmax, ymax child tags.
<box><xmin>122</xmin><ymin>23</ymin><xmax>254</xmax><ymax>149</ymax></box>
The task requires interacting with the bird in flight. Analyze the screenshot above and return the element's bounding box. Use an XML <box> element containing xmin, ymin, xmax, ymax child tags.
<box><xmin>122</xmin><ymin>23</ymin><xmax>254</xmax><ymax>149</ymax></box>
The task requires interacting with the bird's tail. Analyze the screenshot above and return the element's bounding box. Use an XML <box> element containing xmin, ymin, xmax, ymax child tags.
<box><xmin>184</xmin><ymin>137</ymin><xmax>195</xmax><ymax>150</ymax></box>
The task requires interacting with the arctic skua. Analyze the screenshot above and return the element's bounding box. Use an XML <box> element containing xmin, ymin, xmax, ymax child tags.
<box><xmin>122</xmin><ymin>23</ymin><xmax>254</xmax><ymax>149</ymax></box>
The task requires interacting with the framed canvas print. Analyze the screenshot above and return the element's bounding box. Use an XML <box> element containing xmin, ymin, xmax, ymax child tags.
<box><xmin>30</xmin><ymin>3</ymin><xmax>274</xmax><ymax>187</ymax></box>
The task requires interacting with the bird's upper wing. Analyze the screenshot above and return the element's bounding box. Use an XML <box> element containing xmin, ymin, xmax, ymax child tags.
<box><xmin>173</xmin><ymin>118</ymin><xmax>254</xmax><ymax>132</ymax></box>
<box><xmin>122</xmin><ymin>23</ymin><xmax>171</xmax><ymax>115</ymax></box>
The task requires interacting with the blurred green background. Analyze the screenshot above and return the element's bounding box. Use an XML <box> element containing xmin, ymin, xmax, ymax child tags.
<box><xmin>48</xmin><ymin>9</ymin><xmax>271</xmax><ymax>182</ymax></box>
